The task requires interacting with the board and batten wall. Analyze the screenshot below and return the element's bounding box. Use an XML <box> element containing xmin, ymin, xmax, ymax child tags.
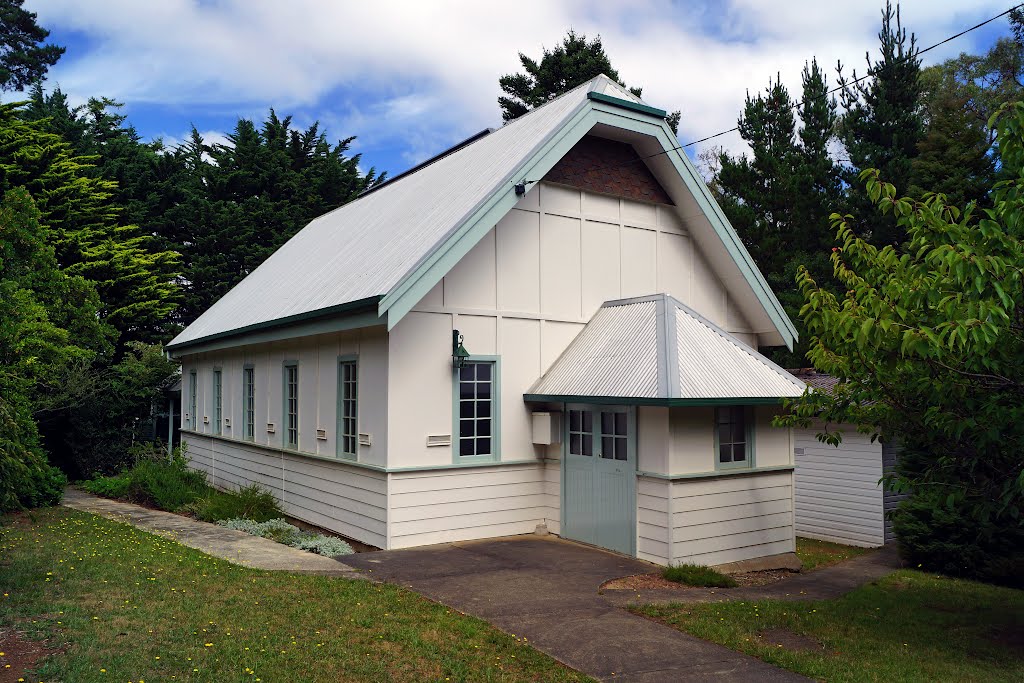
<box><xmin>382</xmin><ymin>181</ymin><xmax>762</xmax><ymax>548</ymax></box>
<box><xmin>635</xmin><ymin>405</ymin><xmax>796</xmax><ymax>566</ymax></box>
<box><xmin>793</xmin><ymin>422</ymin><xmax>887</xmax><ymax>547</ymax></box>
<box><xmin>179</xmin><ymin>325</ymin><xmax>390</xmax><ymax>548</ymax></box>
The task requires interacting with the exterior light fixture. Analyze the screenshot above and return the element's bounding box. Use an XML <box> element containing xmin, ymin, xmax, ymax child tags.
<box><xmin>514</xmin><ymin>181</ymin><xmax>527</xmax><ymax>196</ymax></box>
<box><xmin>452</xmin><ymin>329</ymin><xmax>470</xmax><ymax>368</ymax></box>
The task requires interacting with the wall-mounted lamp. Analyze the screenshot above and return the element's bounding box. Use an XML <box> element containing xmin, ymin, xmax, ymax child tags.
<box><xmin>452</xmin><ymin>329</ymin><xmax>470</xmax><ymax>369</ymax></box>
<box><xmin>514</xmin><ymin>181</ymin><xmax>527</xmax><ymax>196</ymax></box>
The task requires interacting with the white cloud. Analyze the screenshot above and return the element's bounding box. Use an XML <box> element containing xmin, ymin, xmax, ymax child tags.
<box><xmin>28</xmin><ymin>0</ymin><xmax>1015</xmax><ymax>165</ymax></box>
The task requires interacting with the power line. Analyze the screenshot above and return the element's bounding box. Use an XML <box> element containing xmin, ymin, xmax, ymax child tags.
<box><xmin>520</xmin><ymin>3</ymin><xmax>1022</xmax><ymax>185</ymax></box>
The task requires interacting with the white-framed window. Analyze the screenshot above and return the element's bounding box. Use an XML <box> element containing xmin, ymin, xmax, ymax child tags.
<box><xmin>188</xmin><ymin>370</ymin><xmax>197</xmax><ymax>430</ymax></box>
<box><xmin>283</xmin><ymin>362</ymin><xmax>298</xmax><ymax>449</ymax></box>
<box><xmin>454</xmin><ymin>358</ymin><xmax>499</xmax><ymax>461</ymax></box>
<box><xmin>337</xmin><ymin>358</ymin><xmax>358</xmax><ymax>459</ymax></box>
<box><xmin>212</xmin><ymin>369</ymin><xmax>222</xmax><ymax>435</ymax></box>
<box><xmin>716</xmin><ymin>406</ymin><xmax>752</xmax><ymax>469</ymax></box>
<box><xmin>242</xmin><ymin>366</ymin><xmax>255</xmax><ymax>441</ymax></box>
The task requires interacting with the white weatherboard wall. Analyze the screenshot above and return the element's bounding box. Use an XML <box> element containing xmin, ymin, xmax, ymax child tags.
<box><xmin>186</xmin><ymin>434</ymin><xmax>387</xmax><ymax>548</ymax></box>
<box><xmin>794</xmin><ymin>423</ymin><xmax>886</xmax><ymax>547</ymax></box>
<box><xmin>179</xmin><ymin>325</ymin><xmax>390</xmax><ymax>548</ymax></box>
<box><xmin>671</xmin><ymin>470</ymin><xmax>795</xmax><ymax>566</ymax></box>
<box><xmin>636</xmin><ymin>406</ymin><xmax>796</xmax><ymax>567</ymax></box>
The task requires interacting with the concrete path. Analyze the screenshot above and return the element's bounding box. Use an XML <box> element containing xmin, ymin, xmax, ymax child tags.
<box><xmin>344</xmin><ymin>536</ymin><xmax>811</xmax><ymax>682</ymax></box>
<box><xmin>602</xmin><ymin>544</ymin><xmax>902</xmax><ymax>608</ymax></box>
<box><xmin>62</xmin><ymin>488</ymin><xmax>360</xmax><ymax>577</ymax></box>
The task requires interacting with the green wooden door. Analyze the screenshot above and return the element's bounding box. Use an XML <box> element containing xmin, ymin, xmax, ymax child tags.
<box><xmin>563</xmin><ymin>407</ymin><xmax>636</xmax><ymax>556</ymax></box>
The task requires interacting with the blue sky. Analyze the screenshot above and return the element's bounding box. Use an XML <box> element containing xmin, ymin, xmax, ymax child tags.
<box><xmin>21</xmin><ymin>0</ymin><xmax>1016</xmax><ymax>178</ymax></box>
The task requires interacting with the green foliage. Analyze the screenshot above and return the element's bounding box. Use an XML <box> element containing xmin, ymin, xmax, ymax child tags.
<box><xmin>783</xmin><ymin>101</ymin><xmax>1024</xmax><ymax>549</ymax></box>
<box><xmin>217</xmin><ymin>517</ymin><xmax>354</xmax><ymax>557</ymax></box>
<box><xmin>713</xmin><ymin>60</ymin><xmax>842</xmax><ymax>365</ymax></box>
<box><xmin>0</xmin><ymin>0</ymin><xmax>64</xmax><ymax>91</ymax></box>
<box><xmin>185</xmin><ymin>484</ymin><xmax>283</xmax><ymax>523</ymax></box>
<box><xmin>0</xmin><ymin>101</ymin><xmax>180</xmax><ymax>345</ymax></box>
<box><xmin>80</xmin><ymin>474</ymin><xmax>131</xmax><ymax>499</ymax></box>
<box><xmin>52</xmin><ymin>343</ymin><xmax>179</xmax><ymax>477</ymax></box>
<box><xmin>837</xmin><ymin>1</ymin><xmax>924</xmax><ymax>247</ymax></box>
<box><xmin>892</xmin><ymin>490</ymin><xmax>1024</xmax><ymax>587</ymax></box>
<box><xmin>157</xmin><ymin>113</ymin><xmax>382</xmax><ymax>326</ymax></box>
<box><xmin>661</xmin><ymin>563</ymin><xmax>738</xmax><ymax>588</ymax></box>
<box><xmin>121</xmin><ymin>457</ymin><xmax>209</xmax><ymax>512</ymax></box>
<box><xmin>498</xmin><ymin>30</ymin><xmax>680</xmax><ymax>133</ymax></box>
<box><xmin>0</xmin><ymin>187</ymin><xmax>92</xmax><ymax>511</ymax></box>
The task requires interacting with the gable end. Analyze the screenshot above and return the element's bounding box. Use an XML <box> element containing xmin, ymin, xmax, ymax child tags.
<box><xmin>543</xmin><ymin>136</ymin><xmax>673</xmax><ymax>206</ymax></box>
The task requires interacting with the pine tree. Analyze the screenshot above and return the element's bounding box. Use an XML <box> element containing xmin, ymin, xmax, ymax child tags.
<box><xmin>164</xmin><ymin>112</ymin><xmax>384</xmax><ymax>325</ymax></box>
<box><xmin>499</xmin><ymin>30</ymin><xmax>681</xmax><ymax>133</ymax></box>
<box><xmin>837</xmin><ymin>1</ymin><xmax>923</xmax><ymax>247</ymax></box>
<box><xmin>714</xmin><ymin>76</ymin><xmax>799</xmax><ymax>283</ymax></box>
<box><xmin>0</xmin><ymin>0</ymin><xmax>63</xmax><ymax>91</ymax></box>
<box><xmin>0</xmin><ymin>102</ymin><xmax>180</xmax><ymax>346</ymax></box>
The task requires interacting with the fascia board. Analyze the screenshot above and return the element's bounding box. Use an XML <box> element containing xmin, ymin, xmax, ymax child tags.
<box><xmin>378</xmin><ymin>104</ymin><xmax>598</xmax><ymax>329</ymax></box>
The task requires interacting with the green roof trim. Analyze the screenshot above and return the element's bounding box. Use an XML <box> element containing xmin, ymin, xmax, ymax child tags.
<box><xmin>586</xmin><ymin>91</ymin><xmax>667</xmax><ymax>118</ymax></box>
<box><xmin>166</xmin><ymin>296</ymin><xmax>383</xmax><ymax>352</ymax></box>
<box><xmin>523</xmin><ymin>394</ymin><xmax>784</xmax><ymax>406</ymax></box>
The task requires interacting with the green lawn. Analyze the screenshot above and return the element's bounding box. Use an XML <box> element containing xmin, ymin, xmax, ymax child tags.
<box><xmin>0</xmin><ymin>507</ymin><xmax>590</xmax><ymax>683</ymax></box>
<box><xmin>634</xmin><ymin>571</ymin><xmax>1024</xmax><ymax>682</ymax></box>
<box><xmin>795</xmin><ymin>537</ymin><xmax>871</xmax><ymax>572</ymax></box>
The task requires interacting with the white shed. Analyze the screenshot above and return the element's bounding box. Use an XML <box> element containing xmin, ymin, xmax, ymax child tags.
<box><xmin>167</xmin><ymin>76</ymin><xmax>807</xmax><ymax>568</ymax></box>
<box><xmin>789</xmin><ymin>370</ymin><xmax>905</xmax><ymax>547</ymax></box>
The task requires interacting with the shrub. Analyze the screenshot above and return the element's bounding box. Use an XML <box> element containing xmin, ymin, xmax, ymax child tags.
<box><xmin>218</xmin><ymin>517</ymin><xmax>354</xmax><ymax>557</ymax></box>
<box><xmin>662</xmin><ymin>563</ymin><xmax>738</xmax><ymax>588</ymax></box>
<box><xmin>186</xmin><ymin>484</ymin><xmax>283</xmax><ymax>523</ymax></box>
<box><xmin>892</xmin><ymin>492</ymin><xmax>1024</xmax><ymax>588</ymax></box>
<box><xmin>124</xmin><ymin>457</ymin><xmax>208</xmax><ymax>511</ymax></box>
<box><xmin>81</xmin><ymin>474</ymin><xmax>131</xmax><ymax>499</ymax></box>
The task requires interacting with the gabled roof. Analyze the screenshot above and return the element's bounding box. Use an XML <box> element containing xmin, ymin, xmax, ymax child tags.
<box><xmin>526</xmin><ymin>294</ymin><xmax>805</xmax><ymax>405</ymax></box>
<box><xmin>168</xmin><ymin>75</ymin><xmax>796</xmax><ymax>352</ymax></box>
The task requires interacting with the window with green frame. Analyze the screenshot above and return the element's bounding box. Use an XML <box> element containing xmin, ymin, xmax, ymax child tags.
<box><xmin>212</xmin><ymin>369</ymin><xmax>222</xmax><ymax>435</ymax></box>
<box><xmin>242</xmin><ymin>366</ymin><xmax>255</xmax><ymax>441</ymax></box>
<box><xmin>337</xmin><ymin>358</ymin><xmax>358</xmax><ymax>459</ymax></box>
<box><xmin>188</xmin><ymin>370</ymin><xmax>197</xmax><ymax>430</ymax></box>
<box><xmin>455</xmin><ymin>359</ymin><xmax>498</xmax><ymax>460</ymax></box>
<box><xmin>283</xmin><ymin>362</ymin><xmax>298</xmax><ymax>449</ymax></box>
<box><xmin>716</xmin><ymin>406</ymin><xmax>752</xmax><ymax>469</ymax></box>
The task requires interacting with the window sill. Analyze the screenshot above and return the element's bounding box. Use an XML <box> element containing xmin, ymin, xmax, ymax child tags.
<box><xmin>636</xmin><ymin>465</ymin><xmax>794</xmax><ymax>481</ymax></box>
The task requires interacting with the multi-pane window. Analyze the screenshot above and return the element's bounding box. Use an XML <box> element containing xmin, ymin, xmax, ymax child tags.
<box><xmin>284</xmin><ymin>363</ymin><xmax>298</xmax><ymax>449</ymax></box>
<box><xmin>212</xmin><ymin>369</ymin><xmax>222</xmax><ymax>435</ymax></box>
<box><xmin>457</xmin><ymin>361</ymin><xmax>494</xmax><ymax>458</ymax></box>
<box><xmin>338</xmin><ymin>360</ymin><xmax>358</xmax><ymax>458</ymax></box>
<box><xmin>717</xmin><ymin>406</ymin><xmax>749</xmax><ymax>467</ymax></box>
<box><xmin>600</xmin><ymin>411</ymin><xmax>628</xmax><ymax>461</ymax></box>
<box><xmin>568</xmin><ymin>409</ymin><xmax>594</xmax><ymax>456</ymax></box>
<box><xmin>243</xmin><ymin>367</ymin><xmax>255</xmax><ymax>441</ymax></box>
<box><xmin>568</xmin><ymin>409</ymin><xmax>627</xmax><ymax>459</ymax></box>
<box><xmin>188</xmin><ymin>371</ymin><xmax>197</xmax><ymax>430</ymax></box>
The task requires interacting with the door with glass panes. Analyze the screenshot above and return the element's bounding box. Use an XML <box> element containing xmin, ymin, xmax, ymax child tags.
<box><xmin>562</xmin><ymin>406</ymin><xmax>636</xmax><ymax>556</ymax></box>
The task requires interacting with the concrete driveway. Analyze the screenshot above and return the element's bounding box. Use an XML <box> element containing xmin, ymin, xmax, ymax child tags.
<box><xmin>344</xmin><ymin>535</ymin><xmax>808</xmax><ymax>682</ymax></box>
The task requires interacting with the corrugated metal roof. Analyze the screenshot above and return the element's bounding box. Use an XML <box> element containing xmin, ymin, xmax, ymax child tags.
<box><xmin>527</xmin><ymin>294</ymin><xmax>805</xmax><ymax>403</ymax></box>
<box><xmin>529</xmin><ymin>300</ymin><xmax>661</xmax><ymax>398</ymax></box>
<box><xmin>168</xmin><ymin>75</ymin><xmax>642</xmax><ymax>348</ymax></box>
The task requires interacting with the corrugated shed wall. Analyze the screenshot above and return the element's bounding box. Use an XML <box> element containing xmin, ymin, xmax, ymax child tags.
<box><xmin>794</xmin><ymin>425</ymin><xmax>885</xmax><ymax>547</ymax></box>
<box><xmin>882</xmin><ymin>442</ymin><xmax>907</xmax><ymax>543</ymax></box>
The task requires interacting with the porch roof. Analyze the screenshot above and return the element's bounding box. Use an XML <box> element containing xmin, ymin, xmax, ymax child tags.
<box><xmin>524</xmin><ymin>294</ymin><xmax>805</xmax><ymax>406</ymax></box>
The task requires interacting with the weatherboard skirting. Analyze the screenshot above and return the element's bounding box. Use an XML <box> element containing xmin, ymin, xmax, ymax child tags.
<box><xmin>180</xmin><ymin>429</ymin><xmax>550</xmax><ymax>474</ymax></box>
<box><xmin>636</xmin><ymin>464</ymin><xmax>794</xmax><ymax>481</ymax></box>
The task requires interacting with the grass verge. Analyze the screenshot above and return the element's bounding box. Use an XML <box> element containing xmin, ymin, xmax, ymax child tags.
<box><xmin>662</xmin><ymin>563</ymin><xmax>738</xmax><ymax>588</ymax></box>
<box><xmin>795</xmin><ymin>537</ymin><xmax>870</xmax><ymax>572</ymax></box>
<box><xmin>0</xmin><ymin>507</ymin><xmax>590</xmax><ymax>683</ymax></box>
<box><xmin>633</xmin><ymin>570</ymin><xmax>1024</xmax><ymax>682</ymax></box>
